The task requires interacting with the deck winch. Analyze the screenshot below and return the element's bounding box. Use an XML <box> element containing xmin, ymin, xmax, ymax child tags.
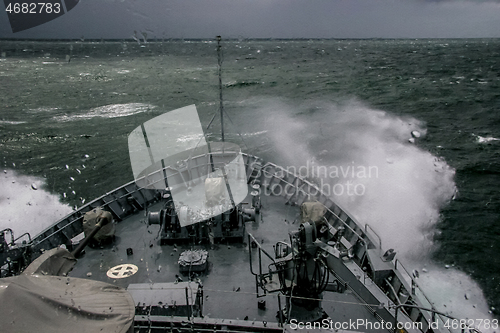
<box><xmin>178</xmin><ymin>249</ymin><xmax>209</xmax><ymax>272</ymax></box>
<box><xmin>148</xmin><ymin>190</ymin><xmax>259</xmax><ymax>245</ymax></box>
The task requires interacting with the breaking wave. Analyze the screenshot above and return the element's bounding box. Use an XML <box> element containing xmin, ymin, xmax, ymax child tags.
<box><xmin>473</xmin><ymin>133</ymin><xmax>500</xmax><ymax>144</ymax></box>
<box><xmin>53</xmin><ymin>103</ymin><xmax>156</xmax><ymax>122</ymax></box>
<box><xmin>0</xmin><ymin>169</ymin><xmax>72</xmax><ymax>236</ymax></box>
<box><xmin>0</xmin><ymin>120</ymin><xmax>27</xmax><ymax>125</ymax></box>
<box><xmin>237</xmin><ymin>97</ymin><xmax>493</xmax><ymax>326</ymax></box>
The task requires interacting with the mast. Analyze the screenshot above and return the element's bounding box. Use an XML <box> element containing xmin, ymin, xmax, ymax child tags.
<box><xmin>216</xmin><ymin>36</ymin><xmax>224</xmax><ymax>142</ymax></box>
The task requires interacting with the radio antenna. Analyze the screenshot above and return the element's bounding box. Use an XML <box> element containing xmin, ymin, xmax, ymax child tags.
<box><xmin>216</xmin><ymin>35</ymin><xmax>224</xmax><ymax>142</ymax></box>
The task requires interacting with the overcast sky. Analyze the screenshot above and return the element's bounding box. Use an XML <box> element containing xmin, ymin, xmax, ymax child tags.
<box><xmin>1</xmin><ymin>0</ymin><xmax>500</xmax><ymax>39</ymax></box>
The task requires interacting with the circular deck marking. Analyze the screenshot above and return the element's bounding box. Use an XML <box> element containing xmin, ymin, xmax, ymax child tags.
<box><xmin>106</xmin><ymin>264</ymin><xmax>138</xmax><ymax>279</ymax></box>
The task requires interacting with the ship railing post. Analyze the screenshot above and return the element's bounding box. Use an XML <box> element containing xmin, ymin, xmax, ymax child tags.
<box><xmin>277</xmin><ymin>293</ymin><xmax>283</xmax><ymax>326</ymax></box>
<box><xmin>394</xmin><ymin>306</ymin><xmax>399</xmax><ymax>333</ymax></box>
<box><xmin>185</xmin><ymin>287</ymin><xmax>191</xmax><ymax>320</ymax></box>
<box><xmin>365</xmin><ymin>223</ymin><xmax>383</xmax><ymax>253</ymax></box>
<box><xmin>258</xmin><ymin>246</ymin><xmax>263</xmax><ymax>277</ymax></box>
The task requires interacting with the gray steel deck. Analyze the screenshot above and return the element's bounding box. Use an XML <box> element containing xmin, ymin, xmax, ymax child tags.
<box><xmin>67</xmin><ymin>188</ymin><xmax>382</xmax><ymax>331</ymax></box>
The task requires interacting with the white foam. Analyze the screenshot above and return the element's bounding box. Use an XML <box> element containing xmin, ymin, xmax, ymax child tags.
<box><xmin>176</xmin><ymin>134</ymin><xmax>204</xmax><ymax>143</ymax></box>
<box><xmin>410</xmin><ymin>261</ymin><xmax>496</xmax><ymax>332</ymax></box>
<box><xmin>28</xmin><ymin>107</ymin><xmax>59</xmax><ymax>113</ymax></box>
<box><xmin>240</xmin><ymin>97</ymin><xmax>494</xmax><ymax>327</ymax></box>
<box><xmin>53</xmin><ymin>103</ymin><xmax>156</xmax><ymax>122</ymax></box>
<box><xmin>0</xmin><ymin>170</ymin><xmax>72</xmax><ymax>237</ymax></box>
<box><xmin>243</xmin><ymin>130</ymin><xmax>268</xmax><ymax>137</ymax></box>
<box><xmin>0</xmin><ymin>120</ymin><xmax>27</xmax><ymax>125</ymax></box>
<box><xmin>473</xmin><ymin>133</ymin><xmax>500</xmax><ymax>144</ymax></box>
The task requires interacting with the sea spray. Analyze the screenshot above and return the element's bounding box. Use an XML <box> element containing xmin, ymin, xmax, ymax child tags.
<box><xmin>239</xmin><ymin>97</ymin><xmax>455</xmax><ymax>259</ymax></box>
<box><xmin>0</xmin><ymin>170</ymin><xmax>72</xmax><ymax>236</ymax></box>
<box><xmin>237</xmin><ymin>97</ymin><xmax>493</xmax><ymax>328</ymax></box>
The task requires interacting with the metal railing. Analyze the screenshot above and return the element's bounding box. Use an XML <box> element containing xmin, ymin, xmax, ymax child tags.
<box><xmin>257</xmin><ymin>161</ymin><xmax>370</xmax><ymax>246</ymax></box>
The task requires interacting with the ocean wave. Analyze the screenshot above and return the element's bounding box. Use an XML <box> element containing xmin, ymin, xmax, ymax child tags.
<box><xmin>0</xmin><ymin>120</ymin><xmax>27</xmax><ymax>125</ymax></box>
<box><xmin>176</xmin><ymin>134</ymin><xmax>204</xmax><ymax>143</ymax></box>
<box><xmin>225</xmin><ymin>80</ymin><xmax>261</xmax><ymax>88</ymax></box>
<box><xmin>473</xmin><ymin>133</ymin><xmax>500</xmax><ymax>144</ymax></box>
<box><xmin>243</xmin><ymin>130</ymin><xmax>268</xmax><ymax>137</ymax></box>
<box><xmin>28</xmin><ymin>107</ymin><xmax>60</xmax><ymax>113</ymax></box>
<box><xmin>53</xmin><ymin>103</ymin><xmax>156</xmax><ymax>122</ymax></box>
<box><xmin>0</xmin><ymin>169</ymin><xmax>72</xmax><ymax>236</ymax></box>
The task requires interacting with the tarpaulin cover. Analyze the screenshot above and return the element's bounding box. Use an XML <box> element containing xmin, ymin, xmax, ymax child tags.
<box><xmin>0</xmin><ymin>274</ymin><xmax>134</xmax><ymax>333</ymax></box>
<box><xmin>301</xmin><ymin>201</ymin><xmax>327</xmax><ymax>223</ymax></box>
<box><xmin>22</xmin><ymin>247</ymin><xmax>77</xmax><ymax>276</ymax></box>
<box><xmin>83</xmin><ymin>207</ymin><xmax>115</xmax><ymax>243</ymax></box>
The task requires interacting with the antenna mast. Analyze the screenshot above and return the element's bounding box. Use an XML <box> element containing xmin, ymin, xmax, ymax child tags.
<box><xmin>216</xmin><ymin>36</ymin><xmax>224</xmax><ymax>142</ymax></box>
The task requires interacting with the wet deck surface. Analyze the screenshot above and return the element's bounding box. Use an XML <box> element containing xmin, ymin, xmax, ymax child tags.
<box><xmin>69</xmin><ymin>189</ymin><xmax>382</xmax><ymax>331</ymax></box>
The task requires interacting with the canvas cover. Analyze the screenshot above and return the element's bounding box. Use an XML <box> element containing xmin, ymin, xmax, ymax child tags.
<box><xmin>301</xmin><ymin>201</ymin><xmax>327</xmax><ymax>223</ymax></box>
<box><xmin>0</xmin><ymin>274</ymin><xmax>134</xmax><ymax>333</ymax></box>
<box><xmin>83</xmin><ymin>207</ymin><xmax>115</xmax><ymax>242</ymax></box>
<box><xmin>22</xmin><ymin>247</ymin><xmax>76</xmax><ymax>276</ymax></box>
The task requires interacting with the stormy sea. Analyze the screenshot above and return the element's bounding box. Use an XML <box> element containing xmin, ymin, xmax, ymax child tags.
<box><xmin>0</xmin><ymin>38</ymin><xmax>499</xmax><ymax>325</ymax></box>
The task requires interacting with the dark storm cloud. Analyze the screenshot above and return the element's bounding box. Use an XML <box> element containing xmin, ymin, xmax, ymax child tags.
<box><xmin>1</xmin><ymin>0</ymin><xmax>500</xmax><ymax>39</ymax></box>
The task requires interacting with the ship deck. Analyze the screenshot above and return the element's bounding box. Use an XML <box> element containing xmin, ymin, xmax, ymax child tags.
<box><xmin>68</xmin><ymin>189</ymin><xmax>384</xmax><ymax>332</ymax></box>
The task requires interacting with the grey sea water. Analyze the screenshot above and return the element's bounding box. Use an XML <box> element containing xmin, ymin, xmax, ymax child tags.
<box><xmin>0</xmin><ymin>38</ymin><xmax>499</xmax><ymax>322</ymax></box>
